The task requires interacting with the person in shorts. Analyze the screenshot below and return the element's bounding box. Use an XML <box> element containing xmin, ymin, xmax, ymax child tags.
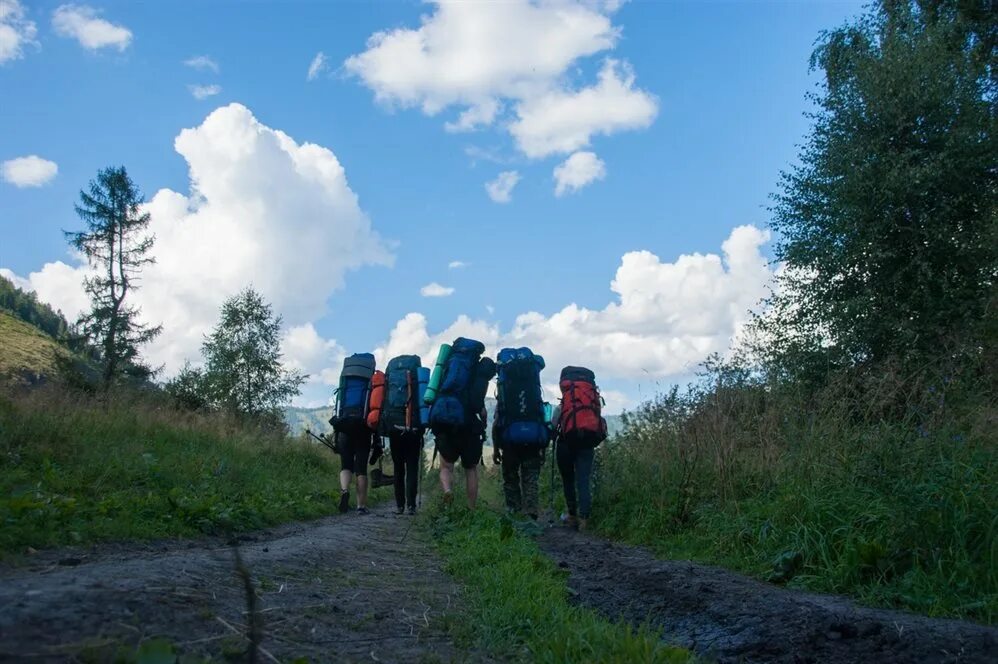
<box><xmin>435</xmin><ymin>407</ymin><xmax>486</xmax><ymax>509</ymax></box>
<box><xmin>338</xmin><ymin>431</ymin><xmax>378</xmax><ymax>514</ymax></box>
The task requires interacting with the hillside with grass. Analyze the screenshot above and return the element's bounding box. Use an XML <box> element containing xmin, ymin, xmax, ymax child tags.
<box><xmin>0</xmin><ymin>311</ymin><xmax>70</xmax><ymax>385</ymax></box>
<box><xmin>0</xmin><ymin>388</ymin><xmax>350</xmax><ymax>555</ymax></box>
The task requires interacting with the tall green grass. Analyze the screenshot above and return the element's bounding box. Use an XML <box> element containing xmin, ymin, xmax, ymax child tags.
<box><xmin>426</xmin><ymin>482</ymin><xmax>691</xmax><ymax>663</ymax></box>
<box><xmin>0</xmin><ymin>388</ymin><xmax>349</xmax><ymax>554</ymax></box>
<box><xmin>595</xmin><ymin>365</ymin><xmax>997</xmax><ymax>623</ymax></box>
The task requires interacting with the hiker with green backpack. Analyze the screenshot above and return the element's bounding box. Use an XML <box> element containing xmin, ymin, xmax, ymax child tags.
<box><xmin>425</xmin><ymin>337</ymin><xmax>496</xmax><ymax>509</ymax></box>
<box><xmin>493</xmin><ymin>347</ymin><xmax>549</xmax><ymax>520</ymax></box>
<box><xmin>554</xmin><ymin>366</ymin><xmax>608</xmax><ymax>530</ymax></box>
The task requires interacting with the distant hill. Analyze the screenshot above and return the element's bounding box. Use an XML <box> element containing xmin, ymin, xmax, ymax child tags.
<box><xmin>284</xmin><ymin>396</ymin><xmax>624</xmax><ymax>440</ymax></box>
<box><xmin>0</xmin><ymin>311</ymin><xmax>71</xmax><ymax>385</ymax></box>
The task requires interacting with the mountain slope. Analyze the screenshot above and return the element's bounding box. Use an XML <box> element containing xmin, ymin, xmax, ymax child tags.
<box><xmin>0</xmin><ymin>311</ymin><xmax>68</xmax><ymax>384</ymax></box>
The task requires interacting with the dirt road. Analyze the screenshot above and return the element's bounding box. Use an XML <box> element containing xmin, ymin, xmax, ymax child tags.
<box><xmin>0</xmin><ymin>506</ymin><xmax>474</xmax><ymax>663</ymax></box>
<box><xmin>539</xmin><ymin>526</ymin><xmax>997</xmax><ymax>663</ymax></box>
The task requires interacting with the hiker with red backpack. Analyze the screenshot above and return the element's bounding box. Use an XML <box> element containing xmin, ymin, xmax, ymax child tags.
<box><xmin>493</xmin><ymin>347</ymin><xmax>549</xmax><ymax>520</ymax></box>
<box><xmin>425</xmin><ymin>337</ymin><xmax>496</xmax><ymax>509</ymax></box>
<box><xmin>555</xmin><ymin>366</ymin><xmax>608</xmax><ymax>530</ymax></box>
<box><xmin>330</xmin><ymin>353</ymin><xmax>380</xmax><ymax>515</ymax></box>
<box><xmin>375</xmin><ymin>355</ymin><xmax>429</xmax><ymax>515</ymax></box>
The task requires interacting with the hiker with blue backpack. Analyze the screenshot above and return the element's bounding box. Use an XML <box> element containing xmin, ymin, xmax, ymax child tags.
<box><xmin>493</xmin><ymin>347</ymin><xmax>549</xmax><ymax>520</ymax></box>
<box><xmin>554</xmin><ymin>366</ymin><xmax>608</xmax><ymax>530</ymax></box>
<box><xmin>329</xmin><ymin>353</ymin><xmax>380</xmax><ymax>514</ymax></box>
<box><xmin>375</xmin><ymin>355</ymin><xmax>430</xmax><ymax>515</ymax></box>
<box><xmin>425</xmin><ymin>338</ymin><xmax>496</xmax><ymax>509</ymax></box>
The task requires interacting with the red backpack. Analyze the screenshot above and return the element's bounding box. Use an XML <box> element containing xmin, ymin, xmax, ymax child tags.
<box><xmin>558</xmin><ymin>366</ymin><xmax>607</xmax><ymax>447</ymax></box>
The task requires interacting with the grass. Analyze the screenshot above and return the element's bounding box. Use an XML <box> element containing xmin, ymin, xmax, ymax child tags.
<box><xmin>593</xmin><ymin>369</ymin><xmax>997</xmax><ymax>624</ymax></box>
<box><xmin>0</xmin><ymin>388</ymin><xmax>363</xmax><ymax>555</ymax></box>
<box><xmin>423</xmin><ymin>471</ymin><xmax>691</xmax><ymax>663</ymax></box>
<box><xmin>0</xmin><ymin>311</ymin><xmax>67</xmax><ymax>382</ymax></box>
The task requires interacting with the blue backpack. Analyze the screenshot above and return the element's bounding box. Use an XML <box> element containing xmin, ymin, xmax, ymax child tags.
<box><xmin>495</xmin><ymin>347</ymin><xmax>548</xmax><ymax>445</ymax></box>
<box><xmin>330</xmin><ymin>353</ymin><xmax>376</xmax><ymax>435</ymax></box>
<box><xmin>429</xmin><ymin>337</ymin><xmax>486</xmax><ymax>432</ymax></box>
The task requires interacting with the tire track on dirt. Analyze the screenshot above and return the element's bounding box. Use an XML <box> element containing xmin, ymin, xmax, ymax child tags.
<box><xmin>0</xmin><ymin>506</ymin><xmax>477</xmax><ymax>663</ymax></box>
<box><xmin>538</xmin><ymin>527</ymin><xmax>997</xmax><ymax>663</ymax></box>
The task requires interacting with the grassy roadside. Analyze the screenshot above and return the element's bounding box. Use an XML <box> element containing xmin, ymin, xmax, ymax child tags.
<box><xmin>423</xmin><ymin>471</ymin><xmax>690</xmax><ymax>663</ymax></box>
<box><xmin>0</xmin><ymin>389</ymin><xmax>377</xmax><ymax>555</ymax></box>
<box><xmin>593</xmin><ymin>377</ymin><xmax>997</xmax><ymax>624</ymax></box>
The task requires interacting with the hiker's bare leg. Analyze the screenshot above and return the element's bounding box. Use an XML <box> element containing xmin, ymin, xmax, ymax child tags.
<box><xmin>357</xmin><ymin>475</ymin><xmax>369</xmax><ymax>508</ymax></box>
<box><xmin>440</xmin><ymin>460</ymin><xmax>455</xmax><ymax>493</ymax></box>
<box><xmin>339</xmin><ymin>469</ymin><xmax>352</xmax><ymax>493</ymax></box>
<box><xmin>466</xmin><ymin>466</ymin><xmax>478</xmax><ymax>509</ymax></box>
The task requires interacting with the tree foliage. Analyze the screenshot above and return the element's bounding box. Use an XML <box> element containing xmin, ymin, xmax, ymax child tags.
<box><xmin>65</xmin><ymin>166</ymin><xmax>162</xmax><ymax>388</ymax></box>
<box><xmin>166</xmin><ymin>288</ymin><xmax>305</xmax><ymax>429</ymax></box>
<box><xmin>756</xmin><ymin>0</ymin><xmax>997</xmax><ymax>379</ymax></box>
<box><xmin>0</xmin><ymin>274</ymin><xmax>71</xmax><ymax>341</ymax></box>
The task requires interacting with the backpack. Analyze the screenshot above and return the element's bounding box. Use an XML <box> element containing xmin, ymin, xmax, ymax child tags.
<box><xmin>558</xmin><ymin>366</ymin><xmax>607</xmax><ymax>447</ymax></box>
<box><xmin>381</xmin><ymin>355</ymin><xmax>423</xmax><ymax>435</ymax></box>
<box><xmin>495</xmin><ymin>347</ymin><xmax>548</xmax><ymax>446</ymax></box>
<box><xmin>428</xmin><ymin>337</ymin><xmax>486</xmax><ymax>432</ymax></box>
<box><xmin>366</xmin><ymin>370</ymin><xmax>386</xmax><ymax>431</ymax></box>
<box><xmin>417</xmin><ymin>366</ymin><xmax>431</xmax><ymax>427</ymax></box>
<box><xmin>330</xmin><ymin>353</ymin><xmax>376</xmax><ymax>435</ymax></box>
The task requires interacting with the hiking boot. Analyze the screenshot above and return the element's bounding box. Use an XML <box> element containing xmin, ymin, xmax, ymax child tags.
<box><xmin>442</xmin><ymin>491</ymin><xmax>454</xmax><ymax>506</ymax></box>
<box><xmin>577</xmin><ymin>518</ymin><xmax>589</xmax><ymax>532</ymax></box>
<box><xmin>565</xmin><ymin>514</ymin><xmax>579</xmax><ymax>529</ymax></box>
<box><xmin>407</xmin><ymin>506</ymin><xmax>417</xmax><ymax>516</ymax></box>
<box><xmin>357</xmin><ymin>506</ymin><xmax>369</xmax><ymax>515</ymax></box>
<box><xmin>396</xmin><ymin>505</ymin><xmax>405</xmax><ymax>515</ymax></box>
<box><xmin>338</xmin><ymin>491</ymin><xmax>350</xmax><ymax>514</ymax></box>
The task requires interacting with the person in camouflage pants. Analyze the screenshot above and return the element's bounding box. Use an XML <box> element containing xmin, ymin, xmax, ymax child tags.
<box><xmin>493</xmin><ymin>427</ymin><xmax>545</xmax><ymax>519</ymax></box>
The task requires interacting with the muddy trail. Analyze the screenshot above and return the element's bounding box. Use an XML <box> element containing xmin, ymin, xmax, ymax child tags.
<box><xmin>539</xmin><ymin>526</ymin><xmax>997</xmax><ymax>663</ymax></box>
<box><xmin>0</xmin><ymin>505</ymin><xmax>478</xmax><ymax>663</ymax></box>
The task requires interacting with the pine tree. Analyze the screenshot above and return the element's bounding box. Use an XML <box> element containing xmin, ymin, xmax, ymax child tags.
<box><xmin>66</xmin><ymin>166</ymin><xmax>162</xmax><ymax>388</ymax></box>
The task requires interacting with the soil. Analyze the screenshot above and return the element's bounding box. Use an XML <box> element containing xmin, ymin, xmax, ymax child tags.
<box><xmin>538</xmin><ymin>526</ymin><xmax>998</xmax><ymax>663</ymax></box>
<box><xmin>0</xmin><ymin>505</ymin><xmax>477</xmax><ymax>663</ymax></box>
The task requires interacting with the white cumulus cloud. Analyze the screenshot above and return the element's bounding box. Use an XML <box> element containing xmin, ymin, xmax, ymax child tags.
<box><xmin>307</xmin><ymin>51</ymin><xmax>328</xmax><ymax>81</ymax></box>
<box><xmin>2</xmin><ymin>155</ymin><xmax>58</xmax><ymax>187</ymax></box>
<box><xmin>511</xmin><ymin>59</ymin><xmax>657</xmax><ymax>158</ymax></box>
<box><xmin>344</xmin><ymin>0</ymin><xmax>656</xmax><ymax>165</ymax></box>
<box><xmin>553</xmin><ymin>150</ymin><xmax>605</xmax><ymax>196</ymax></box>
<box><xmin>485</xmin><ymin>170</ymin><xmax>520</xmax><ymax>203</ymax></box>
<box><xmin>0</xmin><ymin>0</ymin><xmax>38</xmax><ymax>64</ymax></box>
<box><xmin>377</xmin><ymin>225</ymin><xmax>774</xmax><ymax>391</ymax></box>
<box><xmin>375</xmin><ymin>312</ymin><xmax>500</xmax><ymax>368</ymax></box>
<box><xmin>420</xmin><ymin>282</ymin><xmax>455</xmax><ymax>298</ymax></box>
<box><xmin>188</xmin><ymin>84</ymin><xmax>221</xmax><ymax>100</ymax></box>
<box><xmin>4</xmin><ymin>103</ymin><xmax>393</xmax><ymax>383</ymax></box>
<box><xmin>52</xmin><ymin>4</ymin><xmax>132</xmax><ymax>51</ymax></box>
<box><xmin>184</xmin><ymin>55</ymin><xmax>219</xmax><ymax>73</ymax></box>
<box><xmin>448</xmin><ymin>260</ymin><xmax>468</xmax><ymax>269</ymax></box>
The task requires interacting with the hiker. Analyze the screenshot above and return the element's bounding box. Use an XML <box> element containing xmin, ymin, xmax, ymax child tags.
<box><xmin>330</xmin><ymin>352</ymin><xmax>379</xmax><ymax>514</ymax></box>
<box><xmin>555</xmin><ymin>366</ymin><xmax>608</xmax><ymax>530</ymax></box>
<box><xmin>336</xmin><ymin>430</ymin><xmax>378</xmax><ymax>514</ymax></box>
<box><xmin>425</xmin><ymin>337</ymin><xmax>496</xmax><ymax>509</ymax></box>
<box><xmin>378</xmin><ymin>355</ymin><xmax>429</xmax><ymax>515</ymax></box>
<box><xmin>493</xmin><ymin>347</ymin><xmax>549</xmax><ymax>520</ymax></box>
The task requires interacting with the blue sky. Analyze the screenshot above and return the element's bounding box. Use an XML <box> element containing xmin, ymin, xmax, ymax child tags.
<box><xmin>0</xmin><ymin>0</ymin><xmax>865</xmax><ymax>409</ymax></box>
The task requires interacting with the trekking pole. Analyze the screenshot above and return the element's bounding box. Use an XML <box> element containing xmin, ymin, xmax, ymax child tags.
<box><xmin>305</xmin><ymin>429</ymin><xmax>337</xmax><ymax>454</ymax></box>
<box><xmin>548</xmin><ymin>437</ymin><xmax>556</xmax><ymax>524</ymax></box>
